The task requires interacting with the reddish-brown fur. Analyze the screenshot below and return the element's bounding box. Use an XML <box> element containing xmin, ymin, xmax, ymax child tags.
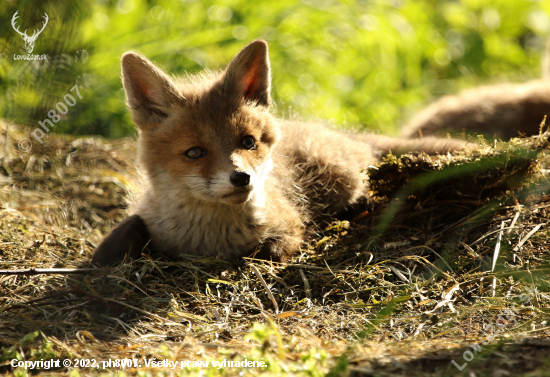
<box><xmin>401</xmin><ymin>81</ymin><xmax>550</xmax><ymax>139</ymax></box>
<box><xmin>402</xmin><ymin>38</ymin><xmax>550</xmax><ymax>139</ymax></box>
<box><xmin>92</xmin><ymin>40</ymin><xmax>470</xmax><ymax>266</ymax></box>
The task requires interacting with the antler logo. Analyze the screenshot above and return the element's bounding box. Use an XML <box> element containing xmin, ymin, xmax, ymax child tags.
<box><xmin>11</xmin><ymin>11</ymin><xmax>49</xmax><ymax>54</ymax></box>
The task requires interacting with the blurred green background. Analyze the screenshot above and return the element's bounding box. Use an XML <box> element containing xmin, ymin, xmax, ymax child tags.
<box><xmin>1</xmin><ymin>0</ymin><xmax>549</xmax><ymax>138</ymax></box>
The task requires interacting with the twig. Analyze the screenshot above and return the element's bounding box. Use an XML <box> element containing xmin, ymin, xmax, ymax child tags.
<box><xmin>257</xmin><ymin>265</ymin><xmax>291</xmax><ymax>291</ymax></box>
<box><xmin>144</xmin><ymin>254</ymin><xmax>167</xmax><ymax>279</ymax></box>
<box><xmin>513</xmin><ymin>224</ymin><xmax>543</xmax><ymax>252</ymax></box>
<box><xmin>0</xmin><ymin>268</ymin><xmax>98</xmax><ymax>276</ymax></box>
<box><xmin>460</xmin><ymin>241</ymin><xmax>476</xmax><ymax>254</ymax></box>
<box><xmin>299</xmin><ymin>269</ymin><xmax>312</xmax><ymax>299</ymax></box>
<box><xmin>492</xmin><ymin>221</ymin><xmax>505</xmax><ymax>297</ymax></box>
<box><xmin>470</xmin><ymin>224</ymin><xmax>532</xmax><ymax>247</ymax></box>
<box><xmin>510</xmin><ymin>210</ymin><xmax>521</xmax><ymax>262</ymax></box>
<box><xmin>249</xmin><ymin>264</ymin><xmax>279</xmax><ymax>313</ymax></box>
<box><xmin>508</xmin><ymin>211</ymin><xmax>521</xmax><ymax>234</ymax></box>
<box><xmin>528</xmin><ymin>266</ymin><xmax>540</xmax><ymax>308</ymax></box>
<box><xmin>389</xmin><ymin>265</ymin><xmax>410</xmax><ymax>283</ymax></box>
<box><xmin>324</xmin><ymin>260</ymin><xmax>357</xmax><ymax>293</ymax></box>
<box><xmin>405</xmin><ymin>255</ymin><xmax>456</xmax><ymax>282</ymax></box>
<box><xmin>399</xmin><ymin>246</ymin><xmax>454</xmax><ymax>273</ymax></box>
<box><xmin>492</xmin><ymin>222</ymin><xmax>505</xmax><ymax>273</ymax></box>
<box><xmin>286</xmin><ymin>263</ymin><xmax>359</xmax><ymax>275</ymax></box>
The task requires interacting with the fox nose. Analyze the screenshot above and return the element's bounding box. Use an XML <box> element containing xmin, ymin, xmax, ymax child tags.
<box><xmin>230</xmin><ymin>171</ymin><xmax>250</xmax><ymax>187</ymax></box>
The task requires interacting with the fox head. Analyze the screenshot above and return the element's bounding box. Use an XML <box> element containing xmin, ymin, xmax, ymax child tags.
<box><xmin>121</xmin><ymin>40</ymin><xmax>280</xmax><ymax>205</ymax></box>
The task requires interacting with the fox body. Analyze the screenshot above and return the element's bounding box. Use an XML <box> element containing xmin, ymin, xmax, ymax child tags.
<box><xmin>402</xmin><ymin>37</ymin><xmax>550</xmax><ymax>139</ymax></box>
<box><xmin>401</xmin><ymin>80</ymin><xmax>550</xmax><ymax>139</ymax></box>
<box><xmin>92</xmin><ymin>40</ymin><xmax>468</xmax><ymax>266</ymax></box>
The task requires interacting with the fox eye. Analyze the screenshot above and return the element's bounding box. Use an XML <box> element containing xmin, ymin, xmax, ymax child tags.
<box><xmin>185</xmin><ymin>147</ymin><xmax>205</xmax><ymax>159</ymax></box>
<box><xmin>241</xmin><ymin>136</ymin><xmax>256</xmax><ymax>150</ymax></box>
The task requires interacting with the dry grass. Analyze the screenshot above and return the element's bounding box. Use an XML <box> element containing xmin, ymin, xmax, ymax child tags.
<box><xmin>1</xmin><ymin>121</ymin><xmax>550</xmax><ymax>376</ymax></box>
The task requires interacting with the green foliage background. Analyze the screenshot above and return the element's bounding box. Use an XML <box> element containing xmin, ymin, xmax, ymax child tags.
<box><xmin>1</xmin><ymin>0</ymin><xmax>549</xmax><ymax>138</ymax></box>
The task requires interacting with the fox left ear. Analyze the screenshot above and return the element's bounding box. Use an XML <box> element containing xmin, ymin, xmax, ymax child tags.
<box><xmin>222</xmin><ymin>39</ymin><xmax>271</xmax><ymax>107</ymax></box>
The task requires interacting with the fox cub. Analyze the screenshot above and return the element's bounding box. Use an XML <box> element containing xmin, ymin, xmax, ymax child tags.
<box><xmin>92</xmin><ymin>40</ymin><xmax>468</xmax><ymax>266</ymax></box>
<box><xmin>402</xmin><ymin>37</ymin><xmax>550</xmax><ymax>139</ymax></box>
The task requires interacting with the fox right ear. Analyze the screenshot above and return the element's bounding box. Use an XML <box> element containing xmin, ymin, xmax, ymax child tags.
<box><xmin>121</xmin><ymin>52</ymin><xmax>181</xmax><ymax>130</ymax></box>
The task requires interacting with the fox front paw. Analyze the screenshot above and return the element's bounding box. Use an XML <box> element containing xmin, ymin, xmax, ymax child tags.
<box><xmin>250</xmin><ymin>235</ymin><xmax>303</xmax><ymax>263</ymax></box>
<box><xmin>91</xmin><ymin>215</ymin><xmax>151</xmax><ymax>266</ymax></box>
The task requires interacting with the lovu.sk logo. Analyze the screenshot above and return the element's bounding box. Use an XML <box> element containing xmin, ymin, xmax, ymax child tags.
<box><xmin>11</xmin><ymin>11</ymin><xmax>49</xmax><ymax>54</ymax></box>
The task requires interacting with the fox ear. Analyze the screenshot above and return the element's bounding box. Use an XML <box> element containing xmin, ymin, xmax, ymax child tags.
<box><xmin>121</xmin><ymin>52</ymin><xmax>181</xmax><ymax>130</ymax></box>
<box><xmin>222</xmin><ymin>39</ymin><xmax>271</xmax><ymax>107</ymax></box>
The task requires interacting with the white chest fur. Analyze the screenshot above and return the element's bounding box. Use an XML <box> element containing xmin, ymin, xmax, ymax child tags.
<box><xmin>135</xmin><ymin>187</ymin><xmax>268</xmax><ymax>260</ymax></box>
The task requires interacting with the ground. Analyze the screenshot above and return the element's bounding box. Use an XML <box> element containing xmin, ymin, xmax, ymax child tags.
<box><xmin>1</xmin><ymin>121</ymin><xmax>550</xmax><ymax>376</ymax></box>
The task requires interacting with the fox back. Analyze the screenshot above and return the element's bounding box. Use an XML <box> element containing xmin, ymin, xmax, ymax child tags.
<box><xmin>402</xmin><ymin>37</ymin><xmax>550</xmax><ymax>139</ymax></box>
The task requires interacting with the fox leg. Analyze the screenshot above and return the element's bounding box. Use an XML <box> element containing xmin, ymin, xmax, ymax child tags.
<box><xmin>91</xmin><ymin>215</ymin><xmax>151</xmax><ymax>266</ymax></box>
<box><xmin>252</xmin><ymin>233</ymin><xmax>304</xmax><ymax>263</ymax></box>
<box><xmin>249</xmin><ymin>200</ymin><xmax>305</xmax><ymax>262</ymax></box>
